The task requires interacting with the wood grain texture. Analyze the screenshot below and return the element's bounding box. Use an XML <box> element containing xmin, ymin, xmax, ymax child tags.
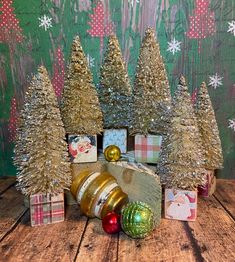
<box><xmin>0</xmin><ymin>177</ymin><xmax>15</xmax><ymax>194</ymax></box>
<box><xmin>0</xmin><ymin>177</ymin><xmax>235</xmax><ymax>262</ymax></box>
<box><xmin>0</xmin><ymin>186</ymin><xmax>27</xmax><ymax>241</ymax></box>
<box><xmin>118</xmin><ymin>220</ymin><xmax>197</xmax><ymax>262</ymax></box>
<box><xmin>187</xmin><ymin>197</ymin><xmax>235</xmax><ymax>262</ymax></box>
<box><xmin>105</xmin><ymin>163</ymin><xmax>162</xmax><ymax>226</ymax></box>
<box><xmin>75</xmin><ymin>218</ymin><xmax>118</xmax><ymax>262</ymax></box>
<box><xmin>0</xmin><ymin>205</ymin><xmax>87</xmax><ymax>262</ymax></box>
<box><xmin>214</xmin><ymin>179</ymin><xmax>235</xmax><ymax>219</ymax></box>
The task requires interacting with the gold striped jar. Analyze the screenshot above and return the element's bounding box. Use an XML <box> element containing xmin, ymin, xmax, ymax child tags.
<box><xmin>71</xmin><ymin>169</ymin><xmax>128</xmax><ymax>218</ymax></box>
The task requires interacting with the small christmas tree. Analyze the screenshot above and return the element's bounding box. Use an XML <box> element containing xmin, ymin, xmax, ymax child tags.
<box><xmin>0</xmin><ymin>0</ymin><xmax>24</xmax><ymax>55</ymax></box>
<box><xmin>195</xmin><ymin>82</ymin><xmax>223</xmax><ymax>170</ymax></box>
<box><xmin>87</xmin><ymin>1</ymin><xmax>114</xmax><ymax>59</ymax></box>
<box><xmin>15</xmin><ymin>66</ymin><xmax>71</xmax><ymax>196</ymax></box>
<box><xmin>99</xmin><ymin>34</ymin><xmax>132</xmax><ymax>128</ymax></box>
<box><xmin>186</xmin><ymin>0</ymin><xmax>216</xmax><ymax>52</ymax></box>
<box><xmin>158</xmin><ymin>76</ymin><xmax>206</xmax><ymax>190</ymax></box>
<box><xmin>131</xmin><ymin>28</ymin><xmax>171</xmax><ymax>135</ymax></box>
<box><xmin>61</xmin><ymin>36</ymin><xmax>103</xmax><ymax>135</ymax></box>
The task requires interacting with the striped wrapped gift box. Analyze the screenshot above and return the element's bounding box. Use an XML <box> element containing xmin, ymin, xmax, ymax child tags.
<box><xmin>30</xmin><ymin>193</ymin><xmax>64</xmax><ymax>226</ymax></box>
<box><xmin>134</xmin><ymin>134</ymin><xmax>162</xmax><ymax>164</ymax></box>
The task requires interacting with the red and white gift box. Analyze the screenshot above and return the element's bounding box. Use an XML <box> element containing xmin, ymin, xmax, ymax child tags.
<box><xmin>198</xmin><ymin>169</ymin><xmax>216</xmax><ymax>197</ymax></box>
<box><xmin>134</xmin><ymin>134</ymin><xmax>162</xmax><ymax>163</ymax></box>
<box><xmin>165</xmin><ymin>189</ymin><xmax>197</xmax><ymax>221</ymax></box>
<box><xmin>30</xmin><ymin>193</ymin><xmax>64</xmax><ymax>226</ymax></box>
<box><xmin>68</xmin><ymin>134</ymin><xmax>97</xmax><ymax>163</ymax></box>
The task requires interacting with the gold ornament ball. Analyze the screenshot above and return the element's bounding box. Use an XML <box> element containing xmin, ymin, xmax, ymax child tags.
<box><xmin>104</xmin><ymin>145</ymin><xmax>121</xmax><ymax>162</ymax></box>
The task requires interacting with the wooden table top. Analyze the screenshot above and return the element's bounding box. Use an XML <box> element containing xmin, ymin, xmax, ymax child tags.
<box><xmin>0</xmin><ymin>177</ymin><xmax>234</xmax><ymax>262</ymax></box>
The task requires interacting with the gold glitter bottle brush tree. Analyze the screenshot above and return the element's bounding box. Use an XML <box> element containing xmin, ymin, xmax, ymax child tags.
<box><xmin>13</xmin><ymin>66</ymin><xmax>71</xmax><ymax>226</ymax></box>
<box><xmin>130</xmin><ymin>28</ymin><xmax>172</xmax><ymax>164</ymax></box>
<box><xmin>130</xmin><ymin>27</ymin><xmax>172</xmax><ymax>136</ymax></box>
<box><xmin>99</xmin><ymin>34</ymin><xmax>132</xmax><ymax>129</ymax></box>
<box><xmin>157</xmin><ymin>76</ymin><xmax>206</xmax><ymax>222</ymax></box>
<box><xmin>195</xmin><ymin>82</ymin><xmax>223</xmax><ymax>197</ymax></box>
<box><xmin>60</xmin><ymin>35</ymin><xmax>103</xmax><ymax>164</ymax></box>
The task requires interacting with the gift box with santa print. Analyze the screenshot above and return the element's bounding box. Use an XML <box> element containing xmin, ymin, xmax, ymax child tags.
<box><xmin>165</xmin><ymin>189</ymin><xmax>197</xmax><ymax>221</ymax></box>
<box><xmin>68</xmin><ymin>135</ymin><xmax>97</xmax><ymax>163</ymax></box>
<box><xmin>60</xmin><ymin>36</ymin><xmax>103</xmax><ymax>163</ymax></box>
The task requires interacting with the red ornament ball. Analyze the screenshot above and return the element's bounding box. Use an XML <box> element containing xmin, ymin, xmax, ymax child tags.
<box><xmin>102</xmin><ymin>212</ymin><xmax>121</xmax><ymax>234</ymax></box>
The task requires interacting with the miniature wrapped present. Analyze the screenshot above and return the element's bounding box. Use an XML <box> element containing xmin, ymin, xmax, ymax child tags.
<box><xmin>68</xmin><ymin>135</ymin><xmax>97</xmax><ymax>163</ymax></box>
<box><xmin>103</xmin><ymin>129</ymin><xmax>127</xmax><ymax>153</ymax></box>
<box><xmin>165</xmin><ymin>189</ymin><xmax>197</xmax><ymax>221</ymax></box>
<box><xmin>30</xmin><ymin>193</ymin><xmax>64</xmax><ymax>226</ymax></box>
<box><xmin>198</xmin><ymin>170</ymin><xmax>216</xmax><ymax>197</ymax></box>
<box><xmin>134</xmin><ymin>134</ymin><xmax>162</xmax><ymax>163</ymax></box>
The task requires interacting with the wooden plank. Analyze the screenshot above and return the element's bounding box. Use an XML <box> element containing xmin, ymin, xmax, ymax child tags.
<box><xmin>105</xmin><ymin>163</ymin><xmax>162</xmax><ymax>225</ymax></box>
<box><xmin>0</xmin><ymin>177</ymin><xmax>15</xmax><ymax>194</ymax></box>
<box><xmin>75</xmin><ymin>218</ymin><xmax>118</xmax><ymax>262</ymax></box>
<box><xmin>0</xmin><ymin>205</ymin><xmax>88</xmax><ymax>262</ymax></box>
<box><xmin>118</xmin><ymin>219</ymin><xmax>198</xmax><ymax>262</ymax></box>
<box><xmin>187</xmin><ymin>197</ymin><xmax>235</xmax><ymax>262</ymax></box>
<box><xmin>214</xmin><ymin>179</ymin><xmax>235</xmax><ymax>219</ymax></box>
<box><xmin>0</xmin><ymin>186</ymin><xmax>27</xmax><ymax>241</ymax></box>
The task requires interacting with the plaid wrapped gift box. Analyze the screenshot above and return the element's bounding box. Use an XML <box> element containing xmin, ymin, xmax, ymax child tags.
<box><xmin>134</xmin><ymin>134</ymin><xmax>162</xmax><ymax>163</ymax></box>
<box><xmin>103</xmin><ymin>129</ymin><xmax>127</xmax><ymax>153</ymax></box>
<box><xmin>30</xmin><ymin>193</ymin><xmax>64</xmax><ymax>226</ymax></box>
<box><xmin>198</xmin><ymin>169</ymin><xmax>216</xmax><ymax>197</ymax></box>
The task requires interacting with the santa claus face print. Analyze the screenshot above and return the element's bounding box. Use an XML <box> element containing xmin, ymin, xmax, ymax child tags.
<box><xmin>68</xmin><ymin>135</ymin><xmax>97</xmax><ymax>163</ymax></box>
<box><xmin>165</xmin><ymin>189</ymin><xmax>197</xmax><ymax>221</ymax></box>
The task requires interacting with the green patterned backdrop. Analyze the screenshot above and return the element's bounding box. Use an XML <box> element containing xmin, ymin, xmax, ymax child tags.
<box><xmin>0</xmin><ymin>0</ymin><xmax>234</xmax><ymax>178</ymax></box>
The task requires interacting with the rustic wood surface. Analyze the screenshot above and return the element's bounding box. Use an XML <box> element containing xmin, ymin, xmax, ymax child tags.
<box><xmin>0</xmin><ymin>178</ymin><xmax>234</xmax><ymax>262</ymax></box>
<box><xmin>214</xmin><ymin>179</ymin><xmax>235</xmax><ymax>220</ymax></box>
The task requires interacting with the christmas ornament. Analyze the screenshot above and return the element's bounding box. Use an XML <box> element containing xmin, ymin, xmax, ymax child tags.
<box><xmin>121</xmin><ymin>201</ymin><xmax>155</xmax><ymax>239</ymax></box>
<box><xmin>71</xmin><ymin>169</ymin><xmax>128</xmax><ymax>218</ymax></box>
<box><xmin>104</xmin><ymin>145</ymin><xmax>121</xmax><ymax>162</ymax></box>
<box><xmin>102</xmin><ymin>211</ymin><xmax>121</xmax><ymax>234</ymax></box>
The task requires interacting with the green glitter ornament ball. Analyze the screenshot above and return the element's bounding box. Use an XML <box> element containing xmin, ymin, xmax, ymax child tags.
<box><xmin>120</xmin><ymin>201</ymin><xmax>155</xmax><ymax>238</ymax></box>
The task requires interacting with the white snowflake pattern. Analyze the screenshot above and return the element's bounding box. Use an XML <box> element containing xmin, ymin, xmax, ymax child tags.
<box><xmin>128</xmin><ymin>0</ymin><xmax>140</xmax><ymax>7</ymax></box>
<box><xmin>208</xmin><ymin>73</ymin><xmax>223</xmax><ymax>89</ymax></box>
<box><xmin>86</xmin><ymin>54</ymin><xmax>95</xmax><ymax>68</ymax></box>
<box><xmin>228</xmin><ymin>119</ymin><xmax>235</xmax><ymax>132</ymax></box>
<box><xmin>167</xmin><ymin>38</ymin><xmax>181</xmax><ymax>55</ymax></box>
<box><xmin>227</xmin><ymin>20</ymin><xmax>235</xmax><ymax>36</ymax></box>
<box><xmin>39</xmin><ymin>15</ymin><xmax>52</xmax><ymax>31</ymax></box>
